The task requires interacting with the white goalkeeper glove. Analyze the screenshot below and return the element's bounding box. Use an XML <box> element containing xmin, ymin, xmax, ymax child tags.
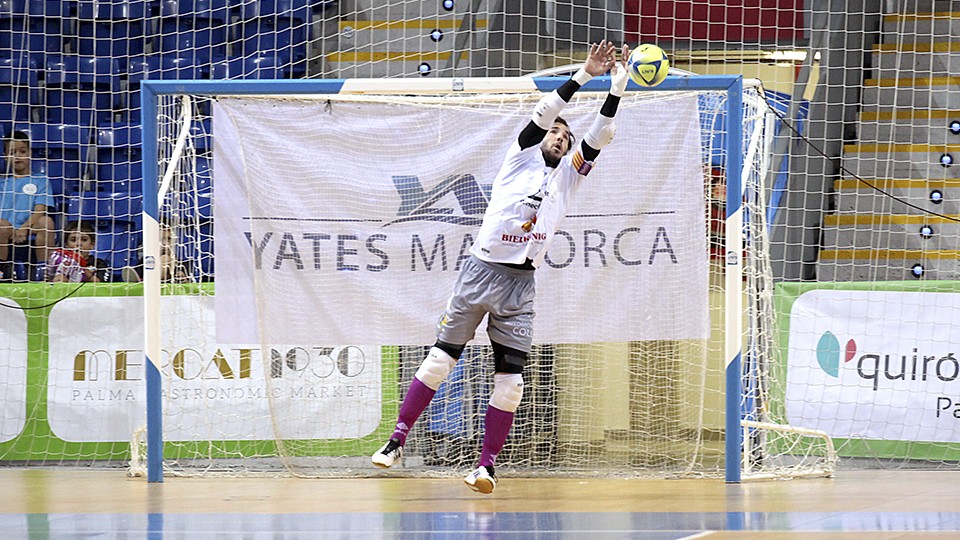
<box><xmin>610</xmin><ymin>61</ymin><xmax>629</xmax><ymax>97</ymax></box>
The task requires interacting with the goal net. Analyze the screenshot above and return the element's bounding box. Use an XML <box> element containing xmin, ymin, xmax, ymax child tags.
<box><xmin>137</xmin><ymin>76</ymin><xmax>835</xmax><ymax>481</ymax></box>
<box><xmin>7</xmin><ymin>0</ymin><xmax>960</xmax><ymax>482</ymax></box>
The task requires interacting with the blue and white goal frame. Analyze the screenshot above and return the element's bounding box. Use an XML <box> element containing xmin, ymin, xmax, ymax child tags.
<box><xmin>140</xmin><ymin>75</ymin><xmax>746</xmax><ymax>483</ymax></box>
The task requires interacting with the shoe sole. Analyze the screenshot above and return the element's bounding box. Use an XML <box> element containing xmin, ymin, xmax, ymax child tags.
<box><xmin>371</xmin><ymin>456</ymin><xmax>395</xmax><ymax>469</ymax></box>
<box><xmin>464</xmin><ymin>477</ymin><xmax>495</xmax><ymax>494</ymax></box>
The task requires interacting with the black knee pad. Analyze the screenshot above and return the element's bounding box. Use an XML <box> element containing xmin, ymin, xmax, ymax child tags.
<box><xmin>491</xmin><ymin>341</ymin><xmax>527</xmax><ymax>374</ymax></box>
<box><xmin>434</xmin><ymin>340</ymin><xmax>465</xmax><ymax>360</ymax></box>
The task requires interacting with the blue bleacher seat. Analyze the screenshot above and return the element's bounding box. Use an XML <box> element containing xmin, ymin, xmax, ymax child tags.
<box><xmin>121</xmin><ymin>54</ymin><xmax>208</xmax><ymax>123</ymax></box>
<box><xmin>95</xmin><ymin>123</ymin><xmax>143</xmax><ymax>193</ymax></box>
<box><xmin>0</xmin><ymin>55</ymin><xmax>39</xmax><ymax>135</ymax></box>
<box><xmin>63</xmin><ymin>194</ymin><xmax>94</xmax><ymax>222</ymax></box>
<box><xmin>93</xmin><ymin>228</ymin><xmax>140</xmax><ymax>281</ymax></box>
<box><xmin>127</xmin><ymin>55</ymin><xmax>208</xmax><ymax>85</ymax></box>
<box><xmin>45</xmin><ymin>55</ymin><xmax>122</xmax><ymax>127</ymax></box>
<box><xmin>98</xmin><ymin>193</ymin><xmax>143</xmax><ymax>230</ymax></box>
<box><xmin>169</xmin><ymin>154</ymin><xmax>212</xmax><ymax>225</ymax></box>
<box><xmin>240</xmin><ymin>0</ymin><xmax>311</xmax><ymax>65</ymax></box>
<box><xmin>157</xmin><ymin>0</ymin><xmax>229</xmax><ymax>21</ymax></box>
<box><xmin>211</xmin><ymin>54</ymin><xmax>297</xmax><ymax>79</ymax></box>
<box><xmin>76</xmin><ymin>0</ymin><xmax>148</xmax><ymax>62</ymax></box>
<box><xmin>176</xmin><ymin>223</ymin><xmax>213</xmax><ymax>280</ymax></box>
<box><xmin>190</xmin><ymin>118</ymin><xmax>212</xmax><ymax>154</ymax></box>
<box><xmin>124</xmin><ymin>55</ymin><xmax>208</xmax><ymax>120</ymax></box>
<box><xmin>198</xmin><ymin>223</ymin><xmax>213</xmax><ymax>277</ymax></box>
<box><xmin>0</xmin><ymin>0</ymin><xmax>75</xmax><ymax>59</ymax></box>
<box><xmin>64</xmin><ymin>192</ymin><xmax>142</xmax><ymax>231</ymax></box>
<box><xmin>7</xmin><ymin>244</ymin><xmax>41</xmax><ymax>281</ymax></box>
<box><xmin>157</xmin><ymin>0</ymin><xmax>229</xmax><ymax>64</ymax></box>
<box><xmin>196</xmin><ymin>157</ymin><xmax>212</xmax><ymax>221</ymax></box>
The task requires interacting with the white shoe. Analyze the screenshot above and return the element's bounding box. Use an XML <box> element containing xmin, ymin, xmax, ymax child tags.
<box><xmin>121</xmin><ymin>266</ymin><xmax>141</xmax><ymax>283</ymax></box>
<box><xmin>463</xmin><ymin>465</ymin><xmax>497</xmax><ymax>494</ymax></box>
<box><xmin>372</xmin><ymin>438</ymin><xmax>402</xmax><ymax>468</ymax></box>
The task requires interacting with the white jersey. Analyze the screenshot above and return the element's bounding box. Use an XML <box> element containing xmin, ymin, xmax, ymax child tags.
<box><xmin>470</xmin><ymin>141</ymin><xmax>590</xmax><ymax>268</ymax></box>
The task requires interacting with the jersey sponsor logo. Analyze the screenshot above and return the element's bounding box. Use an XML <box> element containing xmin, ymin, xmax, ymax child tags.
<box><xmin>502</xmin><ymin>234</ymin><xmax>530</xmax><ymax>244</ymax></box>
<box><xmin>501</xmin><ymin>232</ymin><xmax>546</xmax><ymax>244</ymax></box>
<box><xmin>521</xmin><ymin>216</ymin><xmax>537</xmax><ymax>232</ymax></box>
<box><xmin>384</xmin><ymin>174</ymin><xmax>491</xmax><ymax>227</ymax></box>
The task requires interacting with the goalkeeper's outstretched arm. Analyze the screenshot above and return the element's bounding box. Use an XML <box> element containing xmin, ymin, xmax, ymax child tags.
<box><xmin>580</xmin><ymin>44</ymin><xmax>631</xmax><ymax>162</ymax></box>
<box><xmin>517</xmin><ymin>40</ymin><xmax>617</xmax><ymax>150</ymax></box>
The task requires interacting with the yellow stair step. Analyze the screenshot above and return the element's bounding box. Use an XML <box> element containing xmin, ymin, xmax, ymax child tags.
<box><xmin>875</xmin><ymin>42</ymin><xmax>960</xmax><ymax>52</ymax></box>
<box><xmin>843</xmin><ymin>142</ymin><xmax>960</xmax><ymax>152</ymax></box>
<box><xmin>824</xmin><ymin>213</ymin><xmax>960</xmax><ymax>226</ymax></box>
<box><xmin>865</xmin><ymin>76</ymin><xmax>960</xmax><ymax>87</ymax></box>
<box><xmin>326</xmin><ymin>51</ymin><xmax>470</xmax><ymax>63</ymax></box>
<box><xmin>338</xmin><ymin>19</ymin><xmax>488</xmax><ymax>31</ymax></box>
<box><xmin>834</xmin><ymin>178</ymin><xmax>960</xmax><ymax>189</ymax></box>
<box><xmin>820</xmin><ymin>249</ymin><xmax>960</xmax><ymax>260</ymax></box>
<box><xmin>859</xmin><ymin>109</ymin><xmax>960</xmax><ymax>121</ymax></box>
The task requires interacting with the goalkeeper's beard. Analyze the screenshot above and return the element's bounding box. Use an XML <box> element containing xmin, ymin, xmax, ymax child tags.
<box><xmin>543</xmin><ymin>153</ymin><xmax>561</xmax><ymax>168</ymax></box>
<box><xmin>541</xmin><ymin>142</ymin><xmax>566</xmax><ymax>168</ymax></box>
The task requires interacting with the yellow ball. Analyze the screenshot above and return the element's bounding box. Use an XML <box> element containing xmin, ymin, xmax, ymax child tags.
<box><xmin>627</xmin><ymin>44</ymin><xmax>670</xmax><ymax>87</ymax></box>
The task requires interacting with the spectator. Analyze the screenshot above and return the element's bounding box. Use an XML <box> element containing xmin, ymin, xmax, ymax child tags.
<box><xmin>45</xmin><ymin>221</ymin><xmax>110</xmax><ymax>282</ymax></box>
<box><xmin>121</xmin><ymin>222</ymin><xmax>189</xmax><ymax>283</ymax></box>
<box><xmin>0</xmin><ymin>131</ymin><xmax>56</xmax><ymax>281</ymax></box>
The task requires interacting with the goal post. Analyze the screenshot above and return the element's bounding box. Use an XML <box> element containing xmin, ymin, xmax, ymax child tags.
<box><xmin>140</xmin><ymin>75</ymin><xmax>830</xmax><ymax>483</ymax></box>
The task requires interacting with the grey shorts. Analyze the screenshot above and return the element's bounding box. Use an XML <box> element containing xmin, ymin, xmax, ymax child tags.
<box><xmin>436</xmin><ymin>255</ymin><xmax>536</xmax><ymax>352</ymax></box>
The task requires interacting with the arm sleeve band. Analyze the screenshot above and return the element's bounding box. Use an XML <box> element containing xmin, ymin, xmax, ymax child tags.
<box><xmin>556</xmin><ymin>77</ymin><xmax>582</xmax><ymax>102</ymax></box>
<box><xmin>517</xmin><ymin>122</ymin><xmax>547</xmax><ymax>150</ymax></box>
<box><xmin>600</xmin><ymin>93</ymin><xmax>621</xmax><ymax>118</ymax></box>
<box><xmin>581</xmin><ymin>140</ymin><xmax>600</xmax><ymax>162</ymax></box>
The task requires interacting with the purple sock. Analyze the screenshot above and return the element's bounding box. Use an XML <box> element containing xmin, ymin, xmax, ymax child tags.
<box><xmin>479</xmin><ymin>405</ymin><xmax>515</xmax><ymax>468</ymax></box>
<box><xmin>391</xmin><ymin>378</ymin><xmax>436</xmax><ymax>445</ymax></box>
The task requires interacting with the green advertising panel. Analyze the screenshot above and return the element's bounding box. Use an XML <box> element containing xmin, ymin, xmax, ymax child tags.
<box><xmin>776</xmin><ymin>280</ymin><xmax>960</xmax><ymax>462</ymax></box>
<box><xmin>0</xmin><ymin>283</ymin><xmax>398</xmax><ymax>464</ymax></box>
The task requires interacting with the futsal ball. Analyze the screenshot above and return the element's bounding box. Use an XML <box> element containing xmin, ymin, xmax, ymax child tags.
<box><xmin>627</xmin><ymin>44</ymin><xmax>670</xmax><ymax>87</ymax></box>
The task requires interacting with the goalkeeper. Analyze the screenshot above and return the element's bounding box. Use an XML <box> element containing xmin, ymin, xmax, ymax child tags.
<box><xmin>373</xmin><ymin>40</ymin><xmax>631</xmax><ymax>494</ymax></box>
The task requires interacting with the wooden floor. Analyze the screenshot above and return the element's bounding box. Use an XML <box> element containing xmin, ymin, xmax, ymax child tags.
<box><xmin>3</xmin><ymin>469</ymin><xmax>960</xmax><ymax>538</ymax></box>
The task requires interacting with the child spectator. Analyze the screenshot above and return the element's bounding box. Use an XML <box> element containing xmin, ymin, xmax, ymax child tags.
<box><xmin>121</xmin><ymin>222</ymin><xmax>189</xmax><ymax>283</ymax></box>
<box><xmin>1</xmin><ymin>130</ymin><xmax>56</xmax><ymax>281</ymax></box>
<box><xmin>46</xmin><ymin>221</ymin><xmax>110</xmax><ymax>282</ymax></box>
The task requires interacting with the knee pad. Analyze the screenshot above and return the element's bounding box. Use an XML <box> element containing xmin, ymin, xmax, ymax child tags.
<box><xmin>490</xmin><ymin>373</ymin><xmax>524</xmax><ymax>413</ymax></box>
<box><xmin>492</xmin><ymin>341</ymin><xmax>528</xmax><ymax>374</ymax></box>
<box><xmin>414</xmin><ymin>347</ymin><xmax>457</xmax><ymax>390</ymax></box>
<box><xmin>434</xmin><ymin>340</ymin><xmax>464</xmax><ymax>360</ymax></box>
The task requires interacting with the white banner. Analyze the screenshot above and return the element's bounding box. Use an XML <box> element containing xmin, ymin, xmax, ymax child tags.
<box><xmin>0</xmin><ymin>298</ymin><xmax>27</xmax><ymax>443</ymax></box>
<box><xmin>214</xmin><ymin>94</ymin><xmax>709</xmax><ymax>345</ymax></box>
<box><xmin>47</xmin><ymin>296</ymin><xmax>381</xmax><ymax>443</ymax></box>
<box><xmin>787</xmin><ymin>289</ymin><xmax>960</xmax><ymax>442</ymax></box>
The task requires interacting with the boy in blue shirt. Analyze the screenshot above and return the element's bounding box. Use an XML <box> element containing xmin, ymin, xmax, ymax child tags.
<box><xmin>0</xmin><ymin>130</ymin><xmax>56</xmax><ymax>281</ymax></box>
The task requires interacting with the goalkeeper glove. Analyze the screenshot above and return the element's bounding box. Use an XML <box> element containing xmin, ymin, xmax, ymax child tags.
<box><xmin>610</xmin><ymin>61</ymin><xmax>629</xmax><ymax>97</ymax></box>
